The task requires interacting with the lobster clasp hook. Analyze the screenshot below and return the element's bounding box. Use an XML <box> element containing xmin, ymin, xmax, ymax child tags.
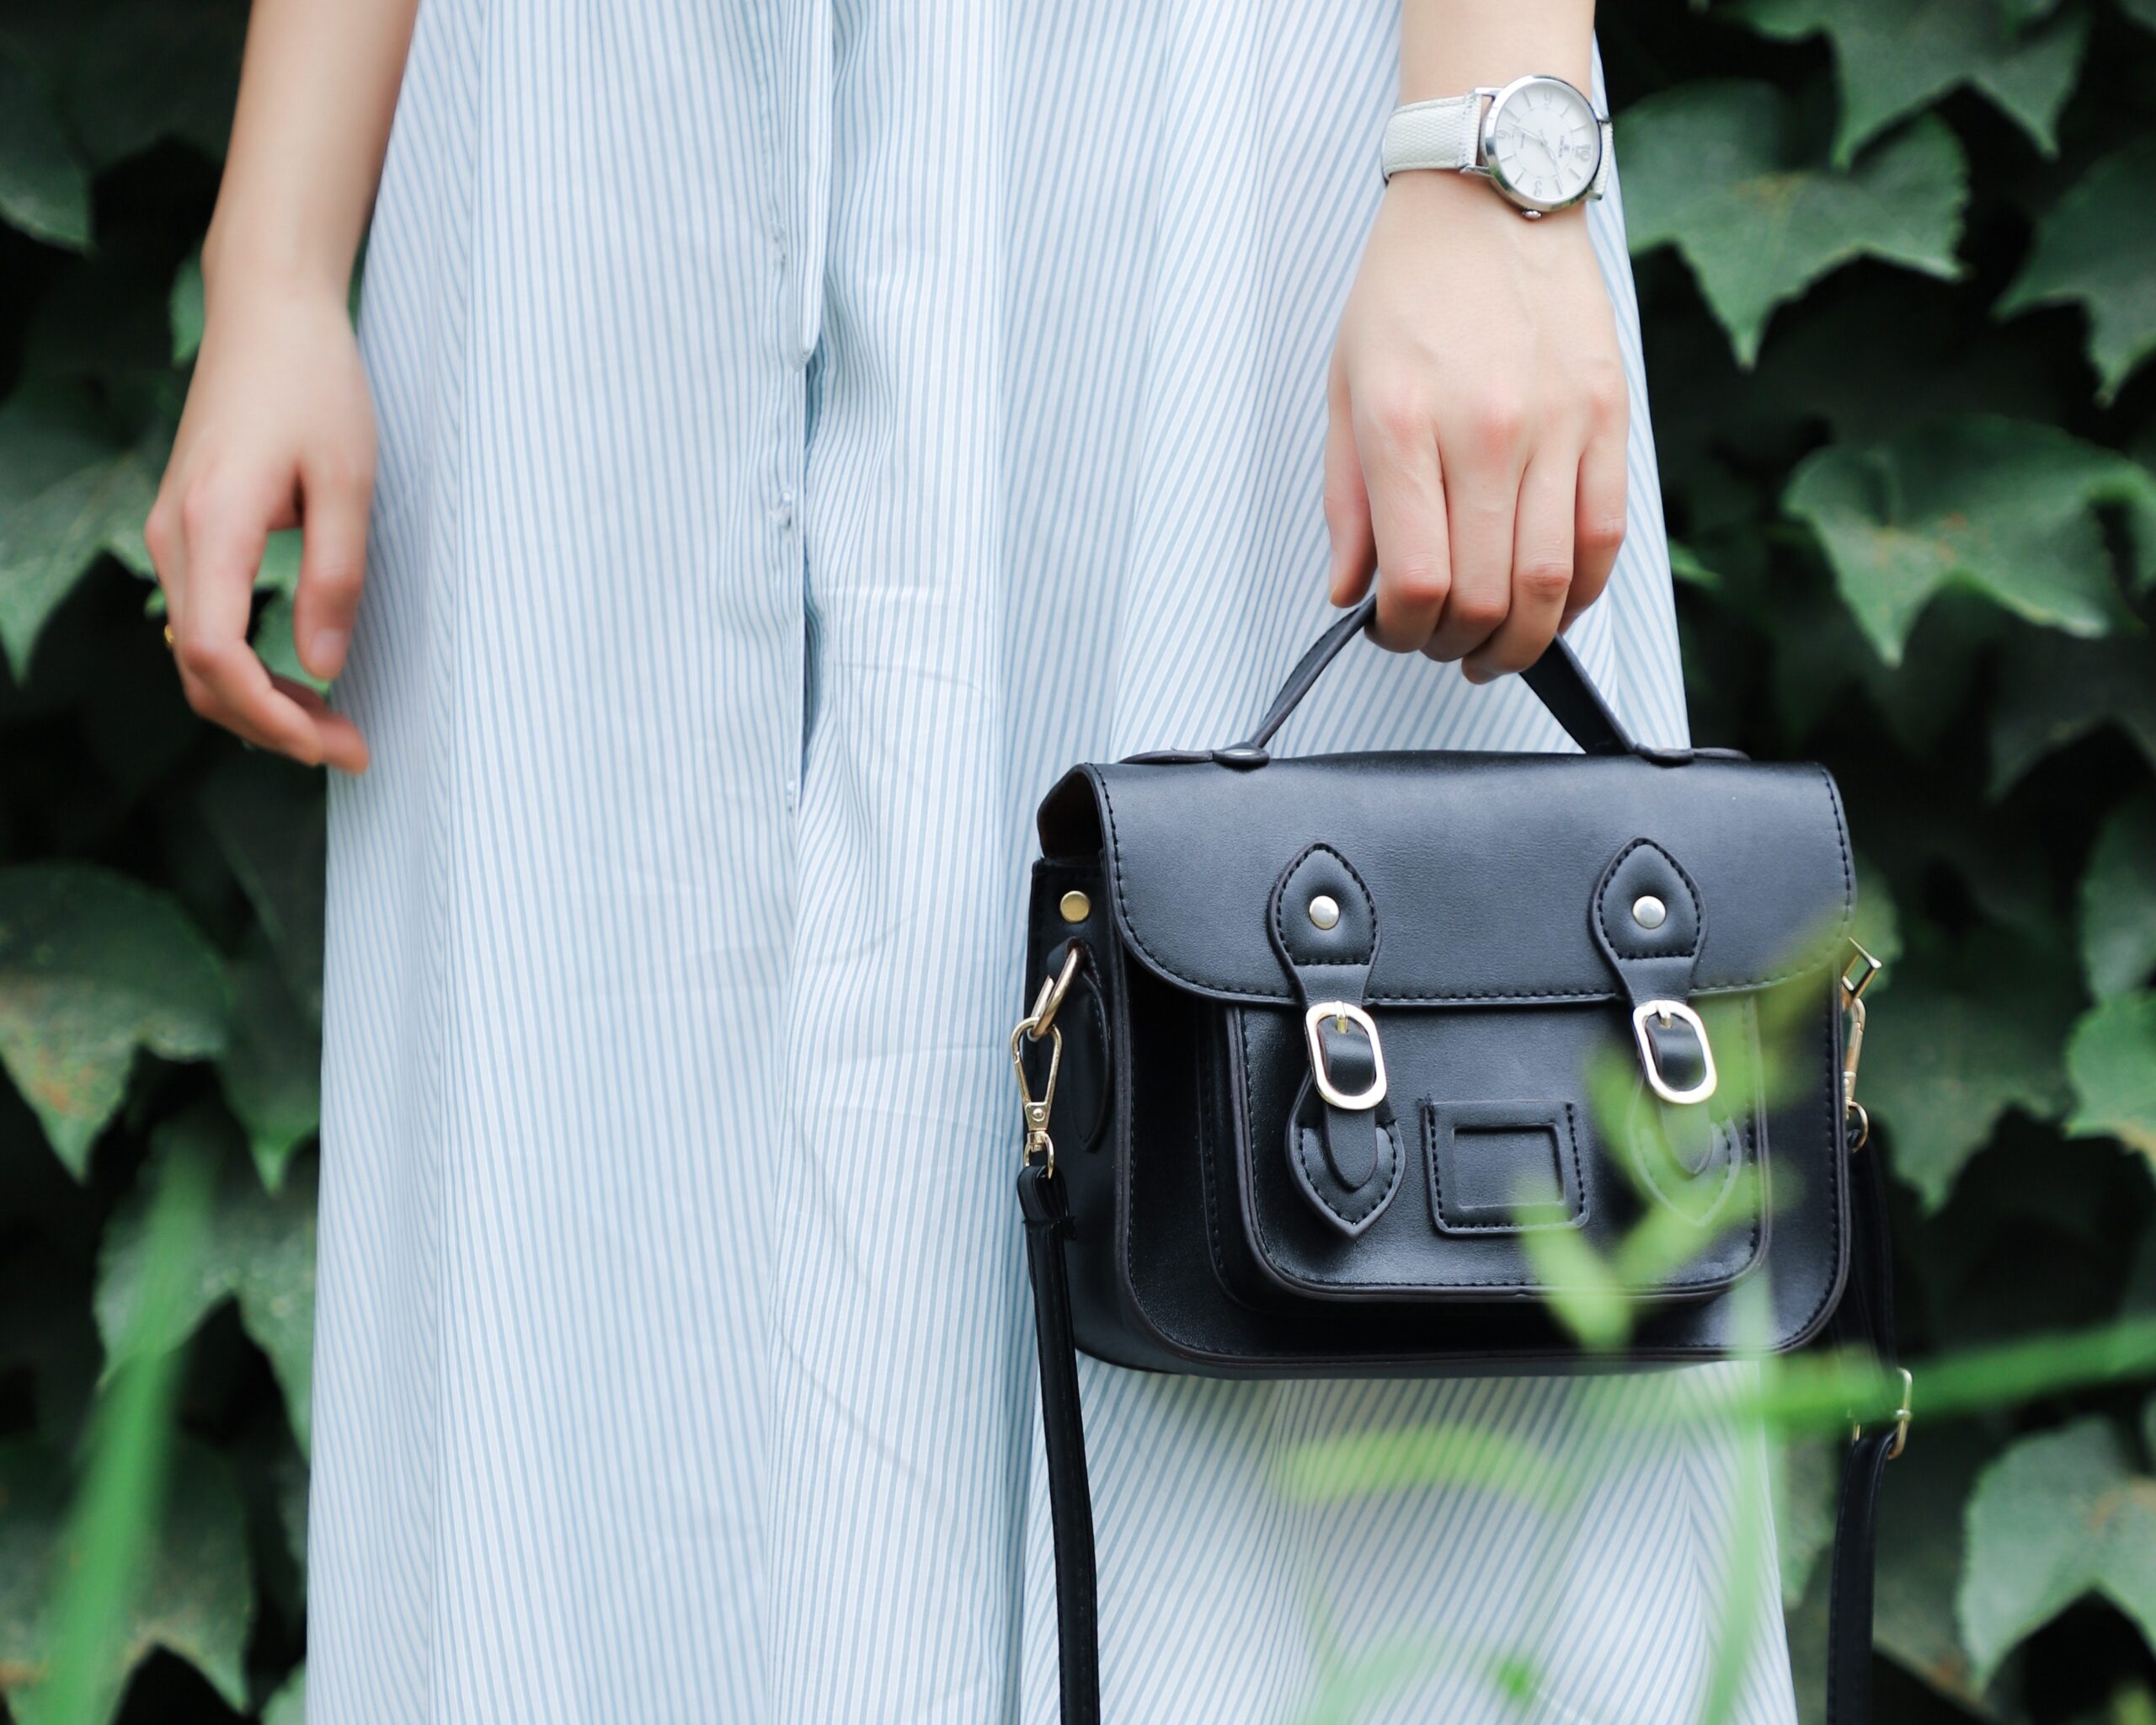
<box><xmin>1009</xmin><ymin>944</ymin><xmax>1083</xmax><ymax>1173</ymax></box>
<box><xmin>1840</xmin><ymin>939</ymin><xmax>1884</xmax><ymax>1151</ymax></box>
<box><xmin>1008</xmin><ymin>1017</ymin><xmax>1062</xmax><ymax>1173</ymax></box>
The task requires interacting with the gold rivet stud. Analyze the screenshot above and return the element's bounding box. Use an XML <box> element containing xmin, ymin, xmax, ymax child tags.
<box><xmin>1059</xmin><ymin>889</ymin><xmax>1091</xmax><ymax>924</ymax></box>
<box><xmin>1633</xmin><ymin>895</ymin><xmax>1668</xmax><ymax>931</ymax></box>
<box><xmin>1309</xmin><ymin>894</ymin><xmax>1341</xmax><ymax>931</ymax></box>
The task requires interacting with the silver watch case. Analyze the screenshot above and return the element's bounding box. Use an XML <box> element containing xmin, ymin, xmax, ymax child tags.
<box><xmin>1472</xmin><ymin>75</ymin><xmax>1613</xmax><ymax>219</ymax></box>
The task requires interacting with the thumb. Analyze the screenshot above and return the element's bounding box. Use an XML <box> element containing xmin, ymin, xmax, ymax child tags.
<box><xmin>291</xmin><ymin>453</ymin><xmax>372</xmax><ymax>681</ymax></box>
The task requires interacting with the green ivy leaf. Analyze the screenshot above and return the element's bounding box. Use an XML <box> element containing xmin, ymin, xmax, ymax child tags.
<box><xmin>0</xmin><ymin>1439</ymin><xmax>254</xmax><ymax>1725</ymax></box>
<box><xmin>96</xmin><ymin>1107</ymin><xmax>315</xmax><ymax>1452</ymax></box>
<box><xmin>1988</xmin><ymin>631</ymin><xmax>2156</xmax><ymax>796</ymax></box>
<box><xmin>216</xmin><ymin>954</ymin><xmax>320</xmax><ymax>1192</ymax></box>
<box><xmin>0</xmin><ymin>865</ymin><xmax>228</xmax><ymax>1178</ymax></box>
<box><xmin>0</xmin><ymin>52</ymin><xmax>89</xmax><ymax>249</ymax></box>
<box><xmin>251</xmin><ymin>588</ymin><xmax>328</xmax><ymax>697</ymax></box>
<box><xmin>1852</xmin><ymin>853</ymin><xmax>1905</xmax><ymax>985</ymax></box>
<box><xmin>1735</xmin><ymin>0</ymin><xmax>2089</xmax><ymax>163</ymax></box>
<box><xmin>1748</xmin><ymin>274</ymin><xmax>2063</xmax><ymax>449</ymax></box>
<box><xmin>61</xmin><ymin>0</ymin><xmax>244</xmax><ymax>170</ymax></box>
<box><xmin>1668</xmin><ymin>538</ymin><xmax>1725</xmax><ymax>590</ymax></box>
<box><xmin>168</xmin><ymin>250</ymin><xmax>203</xmax><ymax>366</ymax></box>
<box><xmin>1875</xmin><ymin>1424</ymin><xmax>2006</xmax><ymax>1716</ymax></box>
<box><xmin>0</xmin><ymin>1442</ymin><xmax>67</xmax><ymax>1701</ymax></box>
<box><xmin>2066</xmin><ymin>991</ymin><xmax>2156</xmax><ymax>1159</ymax></box>
<box><xmin>1998</xmin><ymin>136</ymin><xmax>2156</xmax><ymax>402</ymax></box>
<box><xmin>1784</xmin><ymin>417</ymin><xmax>2156</xmax><ymax>664</ymax></box>
<box><xmin>199</xmin><ymin>754</ymin><xmax>326</xmax><ymax>1018</ymax></box>
<box><xmin>262</xmin><ymin>1665</ymin><xmax>306</xmax><ymax>1725</ymax></box>
<box><xmin>0</xmin><ymin>387</ymin><xmax>158</xmax><ymax>680</ymax></box>
<box><xmin>1960</xmin><ymin>1417</ymin><xmax>2156</xmax><ymax>1685</ymax></box>
<box><xmin>1864</xmin><ymin>954</ymin><xmax>2077</xmax><ymax>1210</ymax></box>
<box><xmin>2082</xmin><ymin>794</ymin><xmax>2156</xmax><ymax>1001</ymax></box>
<box><xmin>1619</xmin><ymin>83</ymin><xmax>1967</xmax><ymax>365</ymax></box>
<box><xmin>0</xmin><ymin>1246</ymin><xmax>97</xmax><ymax>1445</ymax></box>
<box><xmin>273</xmin><ymin>1446</ymin><xmax>307</xmax><ymax>1608</ymax></box>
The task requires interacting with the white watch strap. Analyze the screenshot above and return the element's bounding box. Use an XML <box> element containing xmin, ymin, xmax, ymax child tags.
<box><xmin>1380</xmin><ymin>95</ymin><xmax>1482</xmax><ymax>182</ymax></box>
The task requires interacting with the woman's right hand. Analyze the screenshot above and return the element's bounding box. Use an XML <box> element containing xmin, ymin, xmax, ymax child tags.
<box><xmin>145</xmin><ymin>280</ymin><xmax>375</xmax><ymax>772</ymax></box>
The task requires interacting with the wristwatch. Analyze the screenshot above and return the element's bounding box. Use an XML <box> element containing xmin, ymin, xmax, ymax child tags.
<box><xmin>1381</xmin><ymin>75</ymin><xmax>1612</xmax><ymax>218</ymax></box>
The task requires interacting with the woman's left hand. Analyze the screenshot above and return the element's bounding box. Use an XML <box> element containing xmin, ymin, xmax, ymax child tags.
<box><xmin>1324</xmin><ymin>168</ymin><xmax>1629</xmax><ymax>679</ymax></box>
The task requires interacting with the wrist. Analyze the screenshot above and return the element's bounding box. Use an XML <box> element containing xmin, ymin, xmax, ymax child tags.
<box><xmin>200</xmin><ymin>214</ymin><xmax>355</xmax><ymax>315</ymax></box>
<box><xmin>1380</xmin><ymin>165</ymin><xmax>1588</xmax><ymax>233</ymax></box>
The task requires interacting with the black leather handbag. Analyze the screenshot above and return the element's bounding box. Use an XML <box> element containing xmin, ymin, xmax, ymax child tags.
<box><xmin>1010</xmin><ymin>594</ymin><xmax>1903</xmax><ymax>1724</ymax></box>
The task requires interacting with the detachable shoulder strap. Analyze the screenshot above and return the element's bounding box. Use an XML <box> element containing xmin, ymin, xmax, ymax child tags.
<box><xmin>1017</xmin><ymin>1164</ymin><xmax>1102</xmax><ymax>1725</ymax></box>
<box><xmin>1017</xmin><ymin>1151</ymin><xmax>1902</xmax><ymax>1725</ymax></box>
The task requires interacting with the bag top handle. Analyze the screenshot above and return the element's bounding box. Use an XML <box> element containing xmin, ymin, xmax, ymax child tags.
<box><xmin>1226</xmin><ymin>593</ymin><xmax>1636</xmax><ymax>760</ymax></box>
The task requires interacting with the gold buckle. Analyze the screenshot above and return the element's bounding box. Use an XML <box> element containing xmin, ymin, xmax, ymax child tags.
<box><xmin>1630</xmin><ymin>999</ymin><xmax>1717</xmax><ymax>1106</ymax></box>
<box><xmin>1301</xmin><ymin>1001</ymin><xmax>1388</xmax><ymax>1111</ymax></box>
<box><xmin>1841</xmin><ymin>940</ymin><xmax>1881</xmax><ymax>1153</ymax></box>
<box><xmin>1008</xmin><ymin>946</ymin><xmax>1083</xmax><ymax>1175</ymax></box>
<box><xmin>1853</xmin><ymin>1365</ymin><xmax>1913</xmax><ymax>1461</ymax></box>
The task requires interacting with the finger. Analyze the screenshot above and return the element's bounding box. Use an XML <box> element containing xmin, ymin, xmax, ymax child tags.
<box><xmin>292</xmin><ymin>451</ymin><xmax>371</xmax><ymax>680</ymax></box>
<box><xmin>1465</xmin><ymin>446</ymin><xmax>1577</xmax><ymax>683</ymax></box>
<box><xmin>1353</xmin><ymin>394</ymin><xmax>1449</xmax><ymax>652</ymax></box>
<box><xmin>1566</xmin><ymin>419</ymin><xmax>1628</xmax><ymax>628</ymax></box>
<box><xmin>272</xmin><ymin>674</ymin><xmax>371</xmax><ymax>773</ymax></box>
<box><xmin>1422</xmin><ymin>405</ymin><xmax>1526</xmax><ymax>663</ymax></box>
<box><xmin>1324</xmin><ymin>356</ymin><xmax>1375</xmax><ymax>606</ymax></box>
<box><xmin>173</xmin><ymin>484</ymin><xmax>332</xmax><ymax>766</ymax></box>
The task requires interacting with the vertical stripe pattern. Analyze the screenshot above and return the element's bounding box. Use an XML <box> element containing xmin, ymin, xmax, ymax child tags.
<box><xmin>315</xmin><ymin>2</ymin><xmax>1794</xmax><ymax>1720</ymax></box>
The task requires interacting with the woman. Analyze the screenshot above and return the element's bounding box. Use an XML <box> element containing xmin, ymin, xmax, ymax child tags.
<box><xmin>147</xmin><ymin>0</ymin><xmax>1793</xmax><ymax>1718</ymax></box>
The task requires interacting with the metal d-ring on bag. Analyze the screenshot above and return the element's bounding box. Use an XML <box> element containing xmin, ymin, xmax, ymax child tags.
<box><xmin>1009</xmin><ymin>593</ymin><xmax>1903</xmax><ymax>1725</ymax></box>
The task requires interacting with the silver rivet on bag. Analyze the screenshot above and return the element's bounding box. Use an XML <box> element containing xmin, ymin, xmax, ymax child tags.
<box><xmin>1309</xmin><ymin>894</ymin><xmax>1341</xmax><ymax>931</ymax></box>
<box><xmin>1632</xmin><ymin>895</ymin><xmax>1667</xmax><ymax>931</ymax></box>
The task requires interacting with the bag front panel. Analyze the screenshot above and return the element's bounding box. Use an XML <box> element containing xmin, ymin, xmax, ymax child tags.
<box><xmin>1220</xmin><ymin>993</ymin><xmax>1769</xmax><ymax>1303</ymax></box>
<box><xmin>1026</xmin><ymin>747</ymin><xmax>1858</xmax><ymax>1377</ymax></box>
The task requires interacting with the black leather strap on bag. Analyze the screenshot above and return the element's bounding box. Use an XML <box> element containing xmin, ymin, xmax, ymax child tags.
<box><xmin>1018</xmin><ymin>1151</ymin><xmax>1900</xmax><ymax>1723</ymax></box>
<box><xmin>1226</xmin><ymin>595</ymin><xmax>1636</xmax><ymax>761</ymax></box>
<box><xmin>1018</xmin><ymin>1162</ymin><xmax>1102</xmax><ymax>1725</ymax></box>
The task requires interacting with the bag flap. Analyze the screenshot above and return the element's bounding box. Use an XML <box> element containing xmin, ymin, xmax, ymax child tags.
<box><xmin>1038</xmin><ymin>751</ymin><xmax>1853</xmax><ymax>1004</ymax></box>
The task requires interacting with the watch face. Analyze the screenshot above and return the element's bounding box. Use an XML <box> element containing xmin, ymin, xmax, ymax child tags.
<box><xmin>1484</xmin><ymin>77</ymin><xmax>1600</xmax><ymax>211</ymax></box>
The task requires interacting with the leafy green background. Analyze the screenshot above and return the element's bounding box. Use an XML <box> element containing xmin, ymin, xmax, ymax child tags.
<box><xmin>2</xmin><ymin>0</ymin><xmax>2155</xmax><ymax>1718</ymax></box>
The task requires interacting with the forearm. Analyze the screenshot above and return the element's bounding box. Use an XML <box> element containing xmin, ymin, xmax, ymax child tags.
<box><xmin>201</xmin><ymin>0</ymin><xmax>419</xmax><ymax>305</ymax></box>
<box><xmin>1398</xmin><ymin>0</ymin><xmax>1594</xmax><ymax>101</ymax></box>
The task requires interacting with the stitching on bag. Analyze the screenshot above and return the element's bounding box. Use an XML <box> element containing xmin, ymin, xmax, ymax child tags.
<box><xmin>1593</xmin><ymin>837</ymin><xmax>1707</xmax><ymax>962</ymax></box>
<box><xmin>1425</xmin><ymin>1100</ymin><xmax>1589</xmax><ymax>1235</ymax></box>
<box><xmin>1293</xmin><ymin>1100</ymin><xmax>1403</xmax><ymax>1230</ymax></box>
<box><xmin>1269</xmin><ymin>841</ymin><xmax>1378</xmax><ymax>964</ymax></box>
<box><xmin>1788</xmin><ymin>986</ymin><xmax>1849</xmax><ymax>1346</ymax></box>
<box><xmin>1091</xmin><ymin>769</ymin><xmax>1854</xmax><ymax>1002</ymax></box>
<box><xmin>1816</xmin><ymin>763</ymin><xmax>1856</xmax><ymax>924</ymax></box>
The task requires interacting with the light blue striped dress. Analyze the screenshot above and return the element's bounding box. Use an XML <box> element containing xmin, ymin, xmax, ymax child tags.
<box><xmin>313</xmin><ymin>2</ymin><xmax>1798</xmax><ymax>1720</ymax></box>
